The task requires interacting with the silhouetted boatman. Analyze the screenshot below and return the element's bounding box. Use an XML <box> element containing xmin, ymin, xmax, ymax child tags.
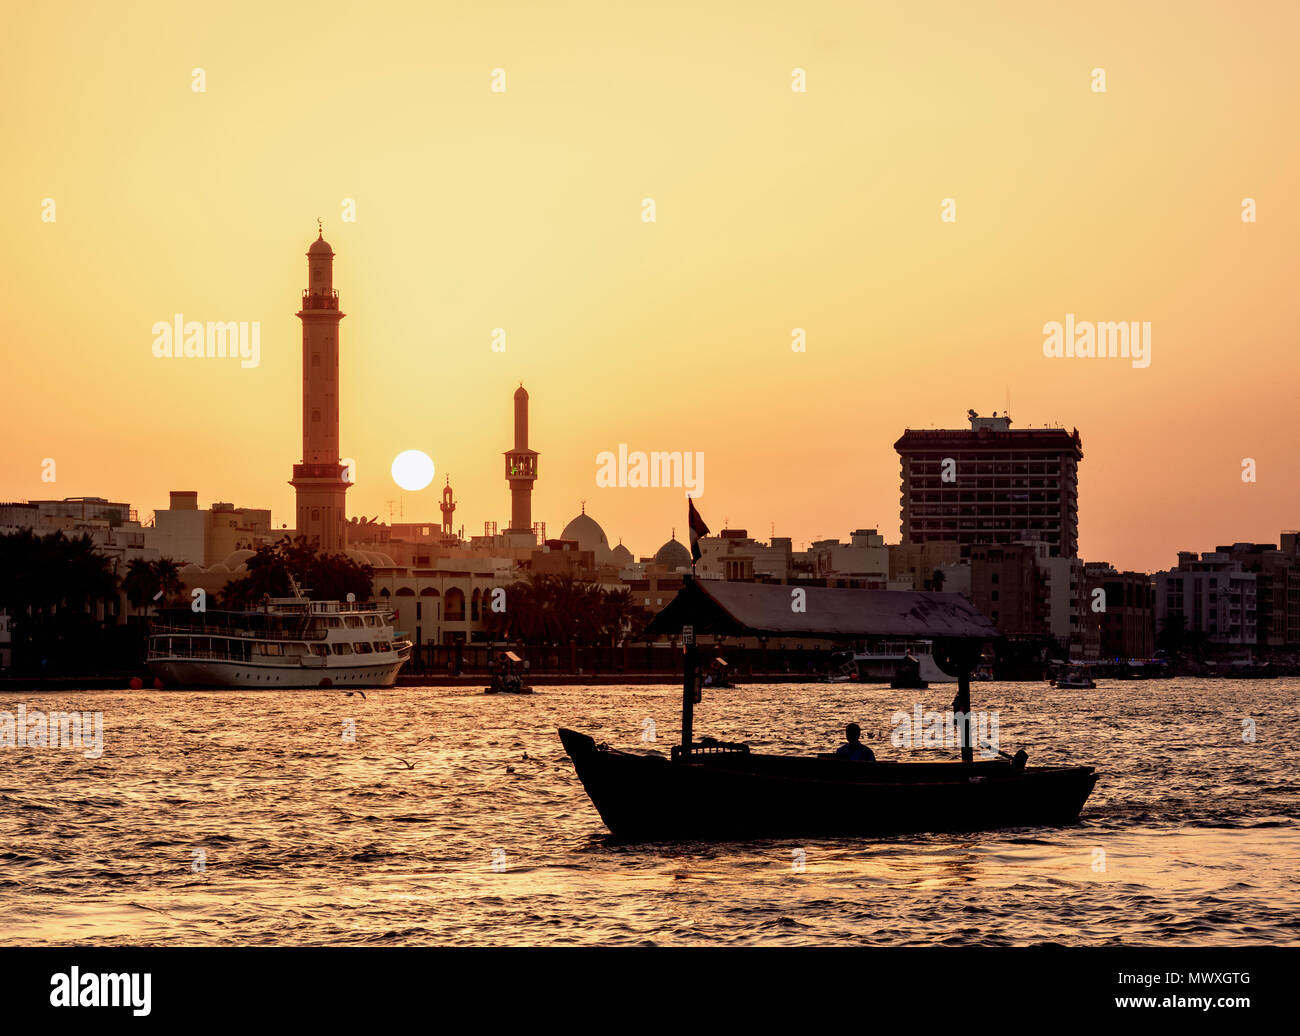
<box><xmin>835</xmin><ymin>723</ymin><xmax>875</xmax><ymax>762</ymax></box>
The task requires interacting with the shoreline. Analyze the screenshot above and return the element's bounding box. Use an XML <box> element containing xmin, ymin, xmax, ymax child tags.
<box><xmin>0</xmin><ymin>671</ymin><xmax>1294</xmax><ymax>691</ymax></box>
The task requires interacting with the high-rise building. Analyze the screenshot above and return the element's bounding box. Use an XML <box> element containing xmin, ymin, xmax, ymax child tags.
<box><xmin>290</xmin><ymin>231</ymin><xmax>350</xmax><ymax>551</ymax></box>
<box><xmin>504</xmin><ymin>384</ymin><xmax>538</xmax><ymax>536</ymax></box>
<box><xmin>894</xmin><ymin>411</ymin><xmax>1083</xmax><ymax>558</ymax></box>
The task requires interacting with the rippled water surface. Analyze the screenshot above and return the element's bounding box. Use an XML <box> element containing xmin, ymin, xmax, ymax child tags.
<box><xmin>2</xmin><ymin>679</ymin><xmax>1298</xmax><ymax>946</ymax></box>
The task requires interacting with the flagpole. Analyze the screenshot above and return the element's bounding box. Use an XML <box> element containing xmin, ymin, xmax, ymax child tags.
<box><xmin>680</xmin><ymin>497</ymin><xmax>708</xmax><ymax>759</ymax></box>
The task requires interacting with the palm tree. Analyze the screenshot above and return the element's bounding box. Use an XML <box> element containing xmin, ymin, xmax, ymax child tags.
<box><xmin>122</xmin><ymin>558</ymin><xmax>156</xmax><ymax>617</ymax></box>
<box><xmin>121</xmin><ymin>557</ymin><xmax>184</xmax><ymax>617</ymax></box>
<box><xmin>153</xmin><ymin>558</ymin><xmax>183</xmax><ymax>601</ymax></box>
<box><xmin>0</xmin><ymin>530</ymin><xmax>116</xmax><ymax>673</ymax></box>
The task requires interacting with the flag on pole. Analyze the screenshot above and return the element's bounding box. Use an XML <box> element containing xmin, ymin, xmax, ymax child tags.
<box><xmin>687</xmin><ymin>498</ymin><xmax>709</xmax><ymax>563</ymax></box>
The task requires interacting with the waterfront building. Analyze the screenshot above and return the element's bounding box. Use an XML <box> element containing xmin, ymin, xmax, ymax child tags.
<box><xmin>1083</xmin><ymin>562</ymin><xmax>1155</xmax><ymax>660</ymax></box>
<box><xmin>895</xmin><ymin>410</ymin><xmax>1083</xmax><ymax>558</ymax></box>
<box><xmin>968</xmin><ymin>543</ymin><xmax>1048</xmax><ymax>637</ymax></box>
<box><xmin>803</xmin><ymin>529</ymin><xmax>889</xmax><ymax>588</ymax></box>
<box><xmin>150</xmin><ymin>490</ymin><xmax>272</xmax><ymax>567</ymax></box>
<box><xmin>1207</xmin><ymin>539</ymin><xmax>1300</xmax><ymax>647</ymax></box>
<box><xmin>1155</xmin><ymin>552</ymin><xmax>1258</xmax><ymax>648</ymax></box>
<box><xmin>694</xmin><ymin>528</ymin><xmax>795</xmax><ymax>582</ymax></box>
<box><xmin>888</xmin><ymin>541</ymin><xmax>963</xmax><ymax>591</ymax></box>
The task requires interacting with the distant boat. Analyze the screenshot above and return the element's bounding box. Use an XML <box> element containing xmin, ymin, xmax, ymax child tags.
<box><xmin>560</xmin><ymin>579</ymin><xmax>1099</xmax><ymax>841</ymax></box>
<box><xmin>853</xmin><ymin>640</ymin><xmax>956</xmax><ymax>684</ymax></box>
<box><xmin>147</xmin><ymin>581</ymin><xmax>409</xmax><ymax>689</ymax></box>
<box><xmin>701</xmin><ymin>656</ymin><xmax>736</xmax><ymax>689</ymax></box>
<box><xmin>1050</xmin><ymin>663</ymin><xmax>1097</xmax><ymax>690</ymax></box>
<box><xmin>890</xmin><ymin>653</ymin><xmax>928</xmax><ymax>689</ymax></box>
<box><xmin>484</xmin><ymin>650</ymin><xmax>534</xmax><ymax>694</ymax></box>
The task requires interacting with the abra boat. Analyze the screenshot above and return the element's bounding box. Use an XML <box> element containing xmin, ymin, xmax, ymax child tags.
<box><xmin>147</xmin><ymin>582</ymin><xmax>410</xmax><ymax>689</ymax></box>
<box><xmin>559</xmin><ymin>579</ymin><xmax>1100</xmax><ymax>842</ymax></box>
<box><xmin>484</xmin><ymin>650</ymin><xmax>534</xmax><ymax>694</ymax></box>
<box><xmin>560</xmin><ymin>728</ymin><xmax>1098</xmax><ymax>841</ymax></box>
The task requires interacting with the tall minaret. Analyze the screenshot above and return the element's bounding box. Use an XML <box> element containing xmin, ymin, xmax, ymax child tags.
<box><xmin>504</xmin><ymin>383</ymin><xmax>538</xmax><ymax>535</ymax></box>
<box><xmin>289</xmin><ymin>227</ymin><xmax>350</xmax><ymax>551</ymax></box>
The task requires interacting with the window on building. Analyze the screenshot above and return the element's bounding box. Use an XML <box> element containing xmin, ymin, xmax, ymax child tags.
<box><xmin>445</xmin><ymin>588</ymin><xmax>466</xmax><ymax>621</ymax></box>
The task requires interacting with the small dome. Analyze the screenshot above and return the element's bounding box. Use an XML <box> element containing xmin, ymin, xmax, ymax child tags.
<box><xmin>346</xmin><ymin>549</ymin><xmax>396</xmax><ymax>569</ymax></box>
<box><xmin>560</xmin><ymin>511</ymin><xmax>610</xmax><ymax>557</ymax></box>
<box><xmin>654</xmin><ymin>536</ymin><xmax>692</xmax><ymax>570</ymax></box>
<box><xmin>220</xmin><ymin>548</ymin><xmax>256</xmax><ymax>570</ymax></box>
<box><xmin>514</xmin><ymin>384</ymin><xmax>528</xmax><ymax>400</ymax></box>
<box><xmin>611</xmin><ymin>542</ymin><xmax>634</xmax><ymax>566</ymax></box>
<box><xmin>308</xmin><ymin>234</ymin><xmax>334</xmax><ymax>257</ymax></box>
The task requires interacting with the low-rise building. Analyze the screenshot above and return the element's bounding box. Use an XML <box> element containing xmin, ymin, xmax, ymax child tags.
<box><xmin>150</xmin><ymin>491</ymin><xmax>271</xmax><ymax>567</ymax></box>
<box><xmin>1083</xmin><ymin>562</ymin><xmax>1155</xmax><ymax>660</ymax></box>
<box><xmin>1155</xmin><ymin>551</ymin><xmax>1258</xmax><ymax>649</ymax></box>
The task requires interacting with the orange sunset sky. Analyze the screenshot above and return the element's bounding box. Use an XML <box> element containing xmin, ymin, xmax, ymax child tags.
<box><xmin>2</xmin><ymin>1</ymin><xmax>1297</xmax><ymax>573</ymax></box>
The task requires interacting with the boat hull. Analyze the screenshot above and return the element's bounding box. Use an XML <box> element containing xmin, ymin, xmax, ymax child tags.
<box><xmin>147</xmin><ymin>657</ymin><xmax>404</xmax><ymax>689</ymax></box>
<box><xmin>559</xmin><ymin>728</ymin><xmax>1099</xmax><ymax>842</ymax></box>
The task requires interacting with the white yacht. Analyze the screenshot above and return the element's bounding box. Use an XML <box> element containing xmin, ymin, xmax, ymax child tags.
<box><xmin>146</xmin><ymin>585</ymin><xmax>411</xmax><ymax>689</ymax></box>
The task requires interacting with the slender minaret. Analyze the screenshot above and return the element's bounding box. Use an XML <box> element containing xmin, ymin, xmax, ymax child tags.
<box><xmin>289</xmin><ymin>226</ymin><xmax>350</xmax><ymax>551</ymax></box>
<box><xmin>440</xmin><ymin>476</ymin><xmax>456</xmax><ymax>535</ymax></box>
<box><xmin>504</xmin><ymin>383</ymin><xmax>538</xmax><ymax>534</ymax></box>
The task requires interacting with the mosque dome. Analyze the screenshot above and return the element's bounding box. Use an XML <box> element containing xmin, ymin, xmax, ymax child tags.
<box><xmin>308</xmin><ymin>234</ymin><xmax>334</xmax><ymax>257</ymax></box>
<box><xmin>346</xmin><ymin>549</ymin><xmax>397</xmax><ymax>569</ymax></box>
<box><xmin>610</xmin><ymin>542</ymin><xmax>634</xmax><ymax>567</ymax></box>
<box><xmin>560</xmin><ymin>508</ymin><xmax>611</xmax><ymax>559</ymax></box>
<box><xmin>654</xmin><ymin>536</ymin><xmax>692</xmax><ymax>571</ymax></box>
<box><xmin>220</xmin><ymin>548</ymin><xmax>256</xmax><ymax>571</ymax></box>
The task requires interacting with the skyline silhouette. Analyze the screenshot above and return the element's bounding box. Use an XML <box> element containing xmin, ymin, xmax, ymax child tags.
<box><xmin>3</xmin><ymin>2</ymin><xmax>1297</xmax><ymax>573</ymax></box>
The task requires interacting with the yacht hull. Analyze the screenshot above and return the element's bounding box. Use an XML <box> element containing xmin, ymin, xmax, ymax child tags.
<box><xmin>147</xmin><ymin>658</ymin><xmax>404</xmax><ymax>689</ymax></box>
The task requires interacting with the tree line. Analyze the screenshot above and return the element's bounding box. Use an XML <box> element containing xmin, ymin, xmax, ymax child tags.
<box><xmin>0</xmin><ymin>531</ymin><xmax>373</xmax><ymax>675</ymax></box>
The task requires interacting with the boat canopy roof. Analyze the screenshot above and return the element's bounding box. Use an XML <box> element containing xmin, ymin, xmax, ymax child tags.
<box><xmin>645</xmin><ymin>579</ymin><xmax>998</xmax><ymax>641</ymax></box>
